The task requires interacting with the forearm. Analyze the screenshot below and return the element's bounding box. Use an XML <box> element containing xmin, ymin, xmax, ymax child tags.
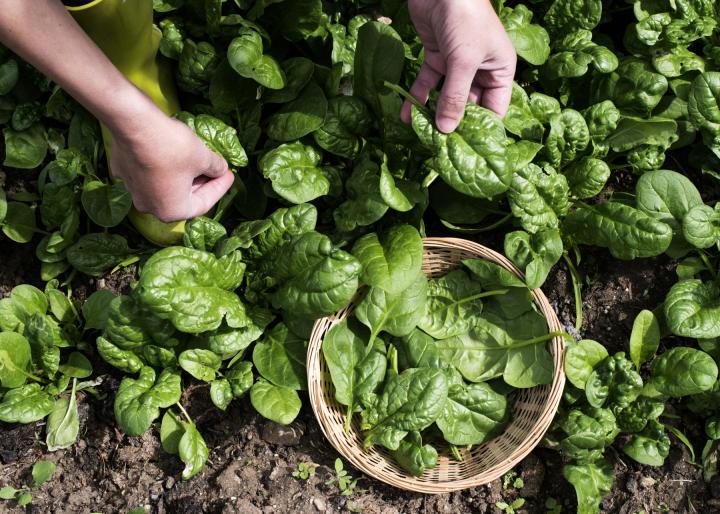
<box><xmin>0</xmin><ymin>0</ymin><xmax>159</xmax><ymax>136</ymax></box>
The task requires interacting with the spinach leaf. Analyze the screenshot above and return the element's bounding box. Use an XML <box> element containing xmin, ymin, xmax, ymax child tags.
<box><xmin>352</xmin><ymin>224</ymin><xmax>423</xmax><ymax>296</ymax></box>
<box><xmin>267</xmin><ymin>231</ymin><xmax>361</xmax><ymax>318</ymax></box>
<box><xmin>664</xmin><ymin>279</ymin><xmax>720</xmax><ymax>338</ymax></box>
<box><xmin>252</xmin><ymin>323</ymin><xmax>307</xmax><ymax>390</ymax></box>
<box><xmin>355</xmin><ymin>273</ymin><xmax>428</xmax><ymax>342</ymax></box>
<box><xmin>411</xmin><ymin>104</ymin><xmax>512</xmax><ymax>199</ymax></box>
<box><xmin>564</xmin><ymin>339</ymin><xmax>609</xmax><ymax>390</ymax></box>
<box><xmin>249</xmin><ymin>378</ymin><xmax>301</xmax><ymax>425</ymax></box>
<box><xmin>390</xmin><ymin>431</ymin><xmax>437</xmax><ymax>477</ymax></box>
<box><xmin>266</xmin><ymin>82</ymin><xmax>327</xmax><ymax>142</ymax></box>
<box><xmin>649</xmin><ymin>347</ymin><xmax>718</xmax><ymax>397</ymax></box>
<box><xmin>259</xmin><ymin>142</ymin><xmax>330</xmax><ymax>204</ymax></box>
<box><xmin>136</xmin><ymin>247</ymin><xmax>247</xmax><ymax>333</ymax></box>
<box><xmin>361</xmin><ymin>368</ymin><xmax>448</xmax><ymax>451</ymax></box>
<box><xmin>629</xmin><ymin>310</ymin><xmax>660</xmax><ymax>371</ymax></box>
<box><xmin>435</xmin><ymin>382</ymin><xmax>509</xmax><ymax>445</ymax></box>
<box><xmin>114</xmin><ymin>367</ymin><xmax>182</xmax><ymax>436</ymax></box>
<box><xmin>564</xmin><ymin>202</ymin><xmax>672</xmax><ymax>259</ymax></box>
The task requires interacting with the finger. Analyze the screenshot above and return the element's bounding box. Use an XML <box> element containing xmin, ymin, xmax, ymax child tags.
<box><xmin>468</xmin><ymin>84</ymin><xmax>483</xmax><ymax>105</ymax></box>
<box><xmin>400</xmin><ymin>62</ymin><xmax>442</xmax><ymax>123</ymax></box>
<box><xmin>436</xmin><ymin>57</ymin><xmax>476</xmax><ymax>133</ymax></box>
<box><xmin>187</xmin><ymin>172</ymin><xmax>234</xmax><ymax>218</ymax></box>
<box><xmin>481</xmin><ymin>83</ymin><xmax>513</xmax><ymax>118</ymax></box>
<box><xmin>202</xmin><ymin>149</ymin><xmax>230</xmax><ymax>178</ymax></box>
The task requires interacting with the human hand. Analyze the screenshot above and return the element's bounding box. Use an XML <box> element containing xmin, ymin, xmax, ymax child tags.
<box><xmin>108</xmin><ymin>107</ymin><xmax>233</xmax><ymax>223</ymax></box>
<box><xmin>401</xmin><ymin>0</ymin><xmax>516</xmax><ymax>132</ymax></box>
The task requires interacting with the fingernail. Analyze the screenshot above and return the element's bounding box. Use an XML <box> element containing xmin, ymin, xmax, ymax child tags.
<box><xmin>436</xmin><ymin>116</ymin><xmax>458</xmax><ymax>133</ymax></box>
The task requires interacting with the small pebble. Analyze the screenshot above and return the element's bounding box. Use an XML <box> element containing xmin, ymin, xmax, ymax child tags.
<box><xmin>639</xmin><ymin>476</ymin><xmax>656</xmax><ymax>488</ymax></box>
<box><xmin>261</xmin><ymin>421</ymin><xmax>305</xmax><ymax>446</ymax></box>
<box><xmin>165</xmin><ymin>477</ymin><xmax>175</xmax><ymax>489</ymax></box>
<box><xmin>313</xmin><ymin>498</ymin><xmax>327</xmax><ymax>512</ymax></box>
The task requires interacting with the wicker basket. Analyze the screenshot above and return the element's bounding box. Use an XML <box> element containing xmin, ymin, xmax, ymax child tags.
<box><xmin>307</xmin><ymin>237</ymin><xmax>566</xmax><ymax>493</ymax></box>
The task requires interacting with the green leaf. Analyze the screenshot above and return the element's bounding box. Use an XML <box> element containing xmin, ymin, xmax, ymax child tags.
<box><xmin>437</xmin><ymin>314</ymin><xmax>553</xmax><ymax>388</ymax></box>
<box><xmin>160</xmin><ymin>410</ymin><xmax>185</xmax><ymax>455</ymax></box>
<box><xmin>682</xmin><ymin>204</ymin><xmax>720</xmax><ymax>249</ymax></box>
<box><xmin>210</xmin><ymin>379</ymin><xmax>233</xmax><ymax>410</ymax></box>
<box><xmin>227</xmin><ymin>29</ymin><xmax>285</xmax><ymax>89</ymax></box>
<box><xmin>689</xmin><ymin>72</ymin><xmax>720</xmax><ymax>157</ymax></box>
<box><xmin>353</xmin><ymin>21</ymin><xmax>404</xmax><ymax>117</ymax></box>
<box><xmin>81</xmin><ymin>181</ymin><xmax>132</xmax><ymax>228</ymax></box>
<box><xmin>0</xmin><ymin>486</ymin><xmax>18</xmax><ymax>500</ymax></box>
<box><xmin>249</xmin><ymin>378</ymin><xmax>302</xmax><ymax>425</ymax></box>
<box><xmin>0</xmin><ymin>332</ymin><xmax>31</xmax><ymax>388</ymax></box>
<box><xmin>649</xmin><ymin>347</ymin><xmax>718</xmax><ymax>397</ymax></box>
<box><xmin>58</xmin><ymin>351</ymin><xmax>93</xmax><ymax>379</ymax></box>
<box><xmin>114</xmin><ymin>367</ymin><xmax>182</xmax><ymax>436</ymax></box>
<box><xmin>252</xmin><ymin>323</ymin><xmax>307</xmax><ymax>390</ymax></box>
<box><xmin>266</xmin><ymin>82</ymin><xmax>328</xmax><ymax>142</ymax></box>
<box><xmin>417</xmin><ymin>269</ymin><xmax>487</xmax><ymax>340</ymax></box>
<box><xmin>607</xmin><ymin>117</ymin><xmax>678</xmax><ymax>152</ymax></box>
<box><xmin>259</xmin><ymin>142</ymin><xmax>329</xmax><ymax>204</ymax></box>
<box><xmin>351</xmin><ymin>225</ymin><xmax>423</xmax><ymax>296</ymax></box>
<box><xmin>31</xmin><ymin>460</ymin><xmax>56</xmax><ymax>485</ymax></box>
<box><xmin>313</xmin><ymin>96</ymin><xmax>372</xmax><ymax>159</ymax></box>
<box><xmin>436</xmin><ymin>382</ymin><xmax>509</xmax><ymax>445</ymax></box>
<box><xmin>462</xmin><ymin>259</ymin><xmax>526</xmax><ymax>289</ymax></box>
<box><xmin>82</xmin><ymin>290</ymin><xmax>116</xmax><ymax>331</ymax></box>
<box><xmin>2</xmin><ymin>201</ymin><xmax>37</xmax><ymax>243</ymax></box>
<box><xmin>66</xmin><ymin>233</ymin><xmax>132</xmax><ymax>277</ymax></box>
<box><xmin>178</xmin><ymin>422</ymin><xmax>208</xmax><ymax>480</ymax></box>
<box><xmin>178</xmin><ymin>349</ymin><xmax>222</xmax><ymax>382</ymax></box>
<box><xmin>629</xmin><ymin>310</ymin><xmax>660</xmax><ymax>370</ymax></box>
<box><xmin>263</xmin><ymin>57</ymin><xmax>314</xmax><ymax>104</ymax></box>
<box><xmin>226</xmin><ymin>361</ymin><xmax>254</xmax><ymax>398</ymax></box>
<box><xmin>564</xmin><ymin>202</ymin><xmax>672</xmax><ymax>259</ymax></box>
<box><xmin>0</xmin><ymin>383</ymin><xmax>54</xmax><ymax>423</ymax></box>
<box><xmin>96</xmin><ymin>336</ymin><xmax>144</xmax><ymax>374</ymax></box>
<box><xmin>136</xmin><ymin>247</ymin><xmax>247</xmax><ymax>333</ymax></box>
<box><xmin>268</xmin><ymin>231</ymin><xmax>361</xmax><ymax>318</ymax></box>
<box><xmin>355</xmin><ymin>273</ymin><xmax>428</xmax><ymax>340</ymax></box>
<box><xmin>183</xmin><ymin>217</ymin><xmax>227</xmax><ymax>252</ymax></box>
<box><xmin>390</xmin><ymin>431</ymin><xmax>437</xmax><ymax>477</ymax></box>
<box><xmin>180</xmin><ymin>113</ymin><xmax>248</xmax><ymax>167</ymax></box>
<box><xmin>504</xmin><ymin>229</ymin><xmax>563</xmax><ymax>289</ymax></box>
<box><xmin>411</xmin><ymin>104</ymin><xmax>512</xmax><ymax>200</ymax></box>
<box><xmin>322</xmin><ymin>318</ymin><xmax>386</xmax><ymax>410</ymax></box>
<box><xmin>585</xmin><ymin>353</ymin><xmax>643</xmax><ymax>408</ymax></box>
<box><xmin>622</xmin><ymin>420</ymin><xmax>670</xmax><ymax>466</ymax></box>
<box><xmin>564</xmin><ymin>339</ymin><xmax>609</xmax><ymax>390</ymax></box>
<box><xmin>361</xmin><ymin>368</ymin><xmax>448</xmax><ymax>451</ymax></box>
<box><xmin>500</xmin><ymin>5</ymin><xmax>550</xmax><ymax>65</ymax></box>
<box><xmin>3</xmin><ymin>124</ymin><xmax>46</xmax><ymax>168</ymax></box>
<box><xmin>664</xmin><ymin>279</ymin><xmax>720</xmax><ymax>338</ymax></box>
<box><xmin>562</xmin><ymin>460</ymin><xmax>613</xmax><ymax>514</ymax></box>
<box><xmin>46</xmin><ymin>394</ymin><xmax>79</xmax><ymax>451</ymax></box>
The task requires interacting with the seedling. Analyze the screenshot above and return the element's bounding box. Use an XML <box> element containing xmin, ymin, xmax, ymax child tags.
<box><xmin>496</xmin><ymin>498</ymin><xmax>526</xmax><ymax>514</ymax></box>
<box><xmin>502</xmin><ymin>470</ymin><xmax>524</xmax><ymax>490</ymax></box>
<box><xmin>325</xmin><ymin>458</ymin><xmax>361</xmax><ymax>497</ymax></box>
<box><xmin>292</xmin><ymin>462</ymin><xmax>318</xmax><ymax>480</ymax></box>
<box><xmin>544</xmin><ymin>497</ymin><xmax>562</xmax><ymax>514</ymax></box>
<box><xmin>0</xmin><ymin>460</ymin><xmax>56</xmax><ymax>507</ymax></box>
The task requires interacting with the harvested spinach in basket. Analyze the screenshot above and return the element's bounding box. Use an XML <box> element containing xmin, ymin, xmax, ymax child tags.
<box><xmin>322</xmin><ymin>225</ymin><xmax>563</xmax><ymax>476</ymax></box>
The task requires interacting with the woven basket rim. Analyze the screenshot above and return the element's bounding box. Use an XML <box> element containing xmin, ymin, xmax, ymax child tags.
<box><xmin>307</xmin><ymin>237</ymin><xmax>566</xmax><ymax>493</ymax></box>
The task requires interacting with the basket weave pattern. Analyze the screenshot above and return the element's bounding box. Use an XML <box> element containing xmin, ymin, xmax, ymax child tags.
<box><xmin>307</xmin><ymin>238</ymin><xmax>566</xmax><ymax>493</ymax></box>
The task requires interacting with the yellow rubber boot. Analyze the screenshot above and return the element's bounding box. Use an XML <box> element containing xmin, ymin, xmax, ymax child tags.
<box><xmin>67</xmin><ymin>0</ymin><xmax>185</xmax><ymax>246</ymax></box>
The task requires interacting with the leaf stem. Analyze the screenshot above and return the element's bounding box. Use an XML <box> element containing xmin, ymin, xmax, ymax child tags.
<box><xmin>344</xmin><ymin>402</ymin><xmax>353</xmax><ymax>434</ymax></box>
<box><xmin>699</xmin><ymin>251</ymin><xmax>717</xmax><ymax>280</ymax></box>
<box><xmin>456</xmin><ymin>289</ymin><xmax>509</xmax><ymax>306</ymax></box>
<box><xmin>382</xmin><ymin>81</ymin><xmax>431</xmax><ymax>116</ymax></box>
<box><xmin>563</xmin><ymin>251</ymin><xmax>583</xmax><ymax>332</ymax></box>
<box><xmin>175</xmin><ymin>402</ymin><xmax>193</xmax><ymax>424</ymax></box>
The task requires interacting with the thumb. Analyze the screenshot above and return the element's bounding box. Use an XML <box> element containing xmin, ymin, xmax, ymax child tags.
<box><xmin>202</xmin><ymin>148</ymin><xmax>231</xmax><ymax>179</ymax></box>
<box><xmin>187</xmin><ymin>172</ymin><xmax>234</xmax><ymax>218</ymax></box>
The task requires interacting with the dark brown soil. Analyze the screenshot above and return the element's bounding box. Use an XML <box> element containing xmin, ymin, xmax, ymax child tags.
<box><xmin>1</xmin><ymin>226</ymin><xmax>719</xmax><ymax>514</ymax></box>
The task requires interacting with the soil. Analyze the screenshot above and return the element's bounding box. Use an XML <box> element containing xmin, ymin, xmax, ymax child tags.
<box><xmin>1</xmin><ymin>171</ymin><xmax>720</xmax><ymax>513</ymax></box>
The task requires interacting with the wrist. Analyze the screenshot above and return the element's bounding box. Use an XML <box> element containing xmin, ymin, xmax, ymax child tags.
<box><xmin>95</xmin><ymin>78</ymin><xmax>166</xmax><ymax>140</ymax></box>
